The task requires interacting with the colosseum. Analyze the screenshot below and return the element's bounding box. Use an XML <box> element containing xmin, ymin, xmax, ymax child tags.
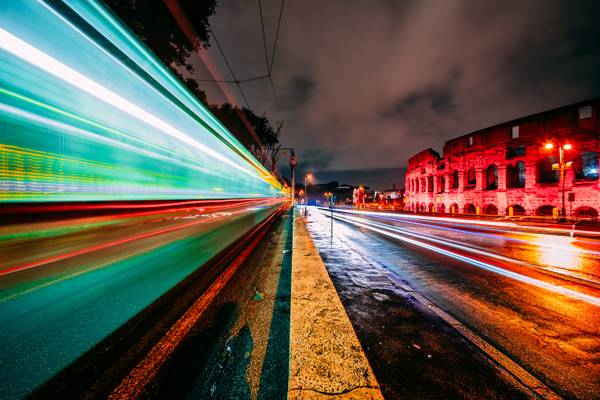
<box><xmin>404</xmin><ymin>98</ymin><xmax>600</xmax><ymax>219</ymax></box>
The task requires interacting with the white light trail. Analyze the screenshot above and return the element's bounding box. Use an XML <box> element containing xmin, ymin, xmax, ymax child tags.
<box><xmin>336</xmin><ymin>208</ymin><xmax>600</xmax><ymax>237</ymax></box>
<box><xmin>0</xmin><ymin>28</ymin><xmax>257</xmax><ymax>178</ymax></box>
<box><xmin>329</xmin><ymin>211</ymin><xmax>600</xmax><ymax>308</ymax></box>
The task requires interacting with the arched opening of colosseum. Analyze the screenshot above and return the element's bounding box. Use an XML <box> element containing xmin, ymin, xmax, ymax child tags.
<box><xmin>438</xmin><ymin>203</ymin><xmax>446</xmax><ymax>213</ymax></box>
<box><xmin>415</xmin><ymin>179</ymin><xmax>419</xmax><ymax>192</ymax></box>
<box><xmin>575</xmin><ymin>206</ymin><xmax>598</xmax><ymax>220</ymax></box>
<box><xmin>536</xmin><ymin>205</ymin><xmax>555</xmax><ymax>216</ymax></box>
<box><xmin>421</xmin><ymin>178</ymin><xmax>426</xmax><ymax>192</ymax></box>
<box><xmin>465</xmin><ymin>168</ymin><xmax>476</xmax><ymax>188</ymax></box>
<box><xmin>452</xmin><ymin>170</ymin><xmax>459</xmax><ymax>188</ymax></box>
<box><xmin>420</xmin><ymin>202</ymin><xmax>426</xmax><ymax>212</ymax></box>
<box><xmin>537</xmin><ymin>157</ymin><xmax>559</xmax><ymax>184</ymax></box>
<box><xmin>428</xmin><ymin>202</ymin><xmax>434</xmax><ymax>212</ymax></box>
<box><xmin>438</xmin><ymin>176</ymin><xmax>445</xmax><ymax>193</ymax></box>
<box><xmin>484</xmin><ymin>204</ymin><xmax>498</xmax><ymax>215</ymax></box>
<box><xmin>450</xmin><ymin>203</ymin><xmax>459</xmax><ymax>213</ymax></box>
<box><xmin>507</xmin><ymin>161</ymin><xmax>526</xmax><ymax>188</ymax></box>
<box><xmin>485</xmin><ymin>164</ymin><xmax>498</xmax><ymax>190</ymax></box>
<box><xmin>464</xmin><ymin>203</ymin><xmax>476</xmax><ymax>214</ymax></box>
<box><xmin>508</xmin><ymin>204</ymin><xmax>526</xmax><ymax>216</ymax></box>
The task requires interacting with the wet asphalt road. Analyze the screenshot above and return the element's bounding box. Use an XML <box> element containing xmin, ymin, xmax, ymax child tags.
<box><xmin>306</xmin><ymin>207</ymin><xmax>600</xmax><ymax>400</ymax></box>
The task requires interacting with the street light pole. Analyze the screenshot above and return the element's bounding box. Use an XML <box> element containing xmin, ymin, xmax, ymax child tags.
<box><xmin>545</xmin><ymin>139</ymin><xmax>572</xmax><ymax>218</ymax></box>
<box><xmin>304</xmin><ymin>172</ymin><xmax>312</xmax><ymax>217</ymax></box>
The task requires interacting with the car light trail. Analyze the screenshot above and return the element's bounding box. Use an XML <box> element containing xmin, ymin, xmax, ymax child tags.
<box><xmin>337</xmin><ymin>209</ymin><xmax>600</xmax><ymax>238</ymax></box>
<box><xmin>337</xmin><ymin>210</ymin><xmax>600</xmax><ymax>258</ymax></box>
<box><xmin>327</xmin><ymin>211</ymin><xmax>600</xmax><ymax>307</ymax></box>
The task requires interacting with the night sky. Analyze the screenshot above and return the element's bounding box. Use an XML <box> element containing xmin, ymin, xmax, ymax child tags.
<box><xmin>192</xmin><ymin>0</ymin><xmax>600</xmax><ymax>190</ymax></box>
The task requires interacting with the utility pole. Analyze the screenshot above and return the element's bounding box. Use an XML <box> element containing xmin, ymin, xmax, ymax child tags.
<box><xmin>280</xmin><ymin>147</ymin><xmax>297</xmax><ymax>205</ymax></box>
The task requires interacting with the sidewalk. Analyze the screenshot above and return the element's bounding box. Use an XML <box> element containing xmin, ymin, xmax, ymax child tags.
<box><xmin>288</xmin><ymin>209</ymin><xmax>383</xmax><ymax>399</ymax></box>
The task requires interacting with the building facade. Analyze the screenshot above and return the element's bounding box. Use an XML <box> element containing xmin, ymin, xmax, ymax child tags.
<box><xmin>404</xmin><ymin>99</ymin><xmax>600</xmax><ymax>219</ymax></box>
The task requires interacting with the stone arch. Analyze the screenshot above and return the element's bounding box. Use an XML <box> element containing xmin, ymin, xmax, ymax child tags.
<box><xmin>450</xmin><ymin>202</ymin><xmax>459</xmax><ymax>214</ymax></box>
<box><xmin>507</xmin><ymin>204</ymin><xmax>526</xmax><ymax>216</ymax></box>
<box><xmin>438</xmin><ymin>203</ymin><xmax>446</xmax><ymax>213</ymax></box>
<box><xmin>464</xmin><ymin>203</ymin><xmax>476</xmax><ymax>214</ymax></box>
<box><xmin>485</xmin><ymin>164</ymin><xmax>498</xmax><ymax>190</ymax></box>
<box><xmin>465</xmin><ymin>167</ymin><xmax>476</xmax><ymax>188</ymax></box>
<box><xmin>484</xmin><ymin>204</ymin><xmax>498</xmax><ymax>215</ymax></box>
<box><xmin>536</xmin><ymin>205</ymin><xmax>555</xmax><ymax>216</ymax></box>
<box><xmin>575</xmin><ymin>206</ymin><xmax>598</xmax><ymax>219</ymax></box>
<box><xmin>420</xmin><ymin>202</ymin><xmax>427</xmax><ymax>212</ymax></box>
<box><xmin>428</xmin><ymin>202</ymin><xmax>435</xmax><ymax>212</ymax></box>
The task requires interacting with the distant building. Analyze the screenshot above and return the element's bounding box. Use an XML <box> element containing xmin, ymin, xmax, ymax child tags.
<box><xmin>405</xmin><ymin>98</ymin><xmax>600</xmax><ymax>219</ymax></box>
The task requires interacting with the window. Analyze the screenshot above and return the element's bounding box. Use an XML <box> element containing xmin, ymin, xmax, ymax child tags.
<box><xmin>579</xmin><ymin>105</ymin><xmax>592</xmax><ymax>120</ymax></box>
<box><xmin>468</xmin><ymin>136</ymin><xmax>473</xmax><ymax>146</ymax></box>
<box><xmin>452</xmin><ymin>170</ymin><xmax>459</xmax><ymax>188</ymax></box>
<box><xmin>485</xmin><ymin>164</ymin><xmax>498</xmax><ymax>190</ymax></box>
<box><xmin>507</xmin><ymin>161</ymin><xmax>526</xmax><ymax>188</ymax></box>
<box><xmin>537</xmin><ymin>157</ymin><xmax>559</xmax><ymax>183</ymax></box>
<box><xmin>427</xmin><ymin>176</ymin><xmax>434</xmax><ymax>192</ymax></box>
<box><xmin>438</xmin><ymin>176</ymin><xmax>445</xmax><ymax>193</ymax></box>
<box><xmin>506</xmin><ymin>145</ymin><xmax>526</xmax><ymax>159</ymax></box>
<box><xmin>574</xmin><ymin>151</ymin><xmax>599</xmax><ymax>180</ymax></box>
<box><xmin>511</xmin><ymin>126</ymin><xmax>519</xmax><ymax>139</ymax></box>
<box><xmin>465</xmin><ymin>167</ymin><xmax>476</xmax><ymax>188</ymax></box>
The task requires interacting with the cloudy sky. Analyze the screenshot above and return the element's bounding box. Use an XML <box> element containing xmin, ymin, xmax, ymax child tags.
<box><xmin>192</xmin><ymin>0</ymin><xmax>600</xmax><ymax>190</ymax></box>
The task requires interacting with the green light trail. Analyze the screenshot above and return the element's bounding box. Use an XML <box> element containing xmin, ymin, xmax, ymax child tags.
<box><xmin>0</xmin><ymin>0</ymin><xmax>283</xmax><ymax>202</ymax></box>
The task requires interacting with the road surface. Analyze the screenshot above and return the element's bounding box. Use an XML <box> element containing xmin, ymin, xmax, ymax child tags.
<box><xmin>306</xmin><ymin>207</ymin><xmax>600</xmax><ymax>399</ymax></box>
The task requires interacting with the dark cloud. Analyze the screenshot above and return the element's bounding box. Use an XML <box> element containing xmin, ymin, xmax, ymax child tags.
<box><xmin>285</xmin><ymin>76</ymin><xmax>315</xmax><ymax>108</ymax></box>
<box><xmin>314</xmin><ymin>167</ymin><xmax>406</xmax><ymax>191</ymax></box>
<box><xmin>299</xmin><ymin>148</ymin><xmax>334</xmax><ymax>173</ymax></box>
<box><xmin>199</xmin><ymin>0</ymin><xmax>600</xmax><ymax>189</ymax></box>
<box><xmin>383</xmin><ymin>70</ymin><xmax>461</xmax><ymax>118</ymax></box>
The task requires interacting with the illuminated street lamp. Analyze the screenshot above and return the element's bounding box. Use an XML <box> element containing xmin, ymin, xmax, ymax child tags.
<box><xmin>304</xmin><ymin>172</ymin><xmax>313</xmax><ymax>216</ymax></box>
<box><xmin>545</xmin><ymin>139</ymin><xmax>573</xmax><ymax>218</ymax></box>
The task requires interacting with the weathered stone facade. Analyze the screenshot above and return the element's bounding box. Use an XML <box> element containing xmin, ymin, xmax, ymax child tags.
<box><xmin>405</xmin><ymin>99</ymin><xmax>600</xmax><ymax>218</ymax></box>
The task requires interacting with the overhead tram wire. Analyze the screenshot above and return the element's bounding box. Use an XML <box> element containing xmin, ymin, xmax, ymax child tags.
<box><xmin>269</xmin><ymin>0</ymin><xmax>285</xmax><ymax>75</ymax></box>
<box><xmin>258</xmin><ymin>0</ymin><xmax>284</xmax><ymax>113</ymax></box>
<box><xmin>194</xmin><ymin>1</ymin><xmax>286</xmax><ymax>114</ymax></box>
<box><xmin>257</xmin><ymin>0</ymin><xmax>271</xmax><ymax>74</ymax></box>
<box><xmin>208</xmin><ymin>25</ymin><xmax>251</xmax><ymax>109</ymax></box>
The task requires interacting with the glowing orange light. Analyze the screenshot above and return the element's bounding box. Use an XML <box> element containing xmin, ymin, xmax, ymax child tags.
<box><xmin>545</xmin><ymin>143</ymin><xmax>553</xmax><ymax>149</ymax></box>
<box><xmin>563</xmin><ymin>143</ymin><xmax>572</xmax><ymax>150</ymax></box>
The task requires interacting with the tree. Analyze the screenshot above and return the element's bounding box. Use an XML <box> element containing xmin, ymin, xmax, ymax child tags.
<box><xmin>209</xmin><ymin>104</ymin><xmax>282</xmax><ymax>171</ymax></box>
<box><xmin>105</xmin><ymin>1</ymin><xmax>282</xmax><ymax>171</ymax></box>
<box><xmin>103</xmin><ymin>0</ymin><xmax>216</xmax><ymax>104</ymax></box>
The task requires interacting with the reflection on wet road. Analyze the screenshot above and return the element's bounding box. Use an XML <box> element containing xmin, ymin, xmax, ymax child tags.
<box><xmin>307</xmin><ymin>207</ymin><xmax>600</xmax><ymax>399</ymax></box>
<box><xmin>0</xmin><ymin>199</ymin><xmax>282</xmax><ymax>400</ymax></box>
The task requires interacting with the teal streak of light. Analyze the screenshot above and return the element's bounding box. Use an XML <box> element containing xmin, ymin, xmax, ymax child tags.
<box><xmin>0</xmin><ymin>204</ymin><xmax>279</xmax><ymax>400</ymax></box>
<box><xmin>0</xmin><ymin>0</ymin><xmax>283</xmax><ymax>202</ymax></box>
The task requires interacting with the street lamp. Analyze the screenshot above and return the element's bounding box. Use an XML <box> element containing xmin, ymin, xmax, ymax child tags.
<box><xmin>544</xmin><ymin>139</ymin><xmax>573</xmax><ymax>218</ymax></box>
<box><xmin>304</xmin><ymin>172</ymin><xmax>313</xmax><ymax>216</ymax></box>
